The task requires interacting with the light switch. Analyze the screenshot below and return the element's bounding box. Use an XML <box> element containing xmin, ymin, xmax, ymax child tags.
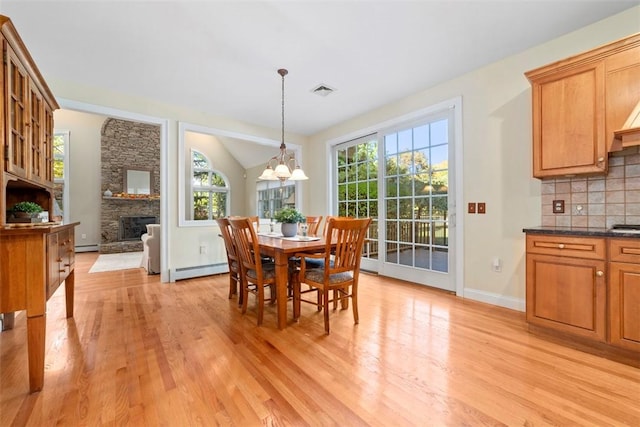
<box><xmin>468</xmin><ymin>202</ymin><xmax>476</xmax><ymax>214</ymax></box>
<box><xmin>478</xmin><ymin>202</ymin><xmax>486</xmax><ymax>214</ymax></box>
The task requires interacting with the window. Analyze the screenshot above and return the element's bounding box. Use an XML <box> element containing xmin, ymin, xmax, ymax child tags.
<box><xmin>191</xmin><ymin>149</ymin><xmax>229</xmax><ymax>220</ymax></box>
<box><xmin>53</xmin><ymin>130</ymin><xmax>69</xmax><ymax>221</ymax></box>
<box><xmin>335</xmin><ymin>135</ymin><xmax>378</xmax><ymax>260</ymax></box>
<box><xmin>257</xmin><ymin>181</ymin><xmax>295</xmax><ymax>219</ymax></box>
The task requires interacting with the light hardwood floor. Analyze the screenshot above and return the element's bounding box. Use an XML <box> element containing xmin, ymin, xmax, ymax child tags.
<box><xmin>1</xmin><ymin>252</ymin><xmax>639</xmax><ymax>426</ymax></box>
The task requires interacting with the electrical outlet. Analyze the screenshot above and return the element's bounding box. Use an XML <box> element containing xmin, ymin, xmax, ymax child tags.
<box><xmin>477</xmin><ymin>202</ymin><xmax>486</xmax><ymax>214</ymax></box>
<box><xmin>199</xmin><ymin>244</ymin><xmax>207</xmax><ymax>255</ymax></box>
<box><xmin>552</xmin><ymin>200</ymin><xmax>565</xmax><ymax>214</ymax></box>
<box><xmin>468</xmin><ymin>202</ymin><xmax>476</xmax><ymax>214</ymax></box>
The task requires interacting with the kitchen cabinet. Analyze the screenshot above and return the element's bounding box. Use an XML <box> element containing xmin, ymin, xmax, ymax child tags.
<box><xmin>527</xmin><ymin>62</ymin><xmax>606</xmax><ymax>178</ymax></box>
<box><xmin>526</xmin><ymin>234</ymin><xmax>607</xmax><ymax>341</ymax></box>
<box><xmin>525</xmin><ymin>33</ymin><xmax>640</xmax><ymax>178</ymax></box>
<box><xmin>608</xmin><ymin>239</ymin><xmax>640</xmax><ymax>352</ymax></box>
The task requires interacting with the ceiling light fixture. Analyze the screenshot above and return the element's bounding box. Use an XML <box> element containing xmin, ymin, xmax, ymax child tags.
<box><xmin>258</xmin><ymin>68</ymin><xmax>308</xmax><ymax>182</ymax></box>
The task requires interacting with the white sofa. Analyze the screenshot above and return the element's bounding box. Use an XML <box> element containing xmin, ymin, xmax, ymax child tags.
<box><xmin>141</xmin><ymin>224</ymin><xmax>160</xmax><ymax>274</ymax></box>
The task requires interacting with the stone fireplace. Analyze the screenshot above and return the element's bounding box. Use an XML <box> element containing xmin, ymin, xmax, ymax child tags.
<box><xmin>100</xmin><ymin>118</ymin><xmax>161</xmax><ymax>254</ymax></box>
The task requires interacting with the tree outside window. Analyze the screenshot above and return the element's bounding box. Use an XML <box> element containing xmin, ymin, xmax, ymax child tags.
<box><xmin>191</xmin><ymin>150</ymin><xmax>229</xmax><ymax>220</ymax></box>
<box><xmin>53</xmin><ymin>131</ymin><xmax>67</xmax><ymax>217</ymax></box>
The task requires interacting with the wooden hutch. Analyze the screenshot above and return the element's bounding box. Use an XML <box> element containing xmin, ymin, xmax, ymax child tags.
<box><xmin>0</xmin><ymin>15</ymin><xmax>78</xmax><ymax>393</ymax></box>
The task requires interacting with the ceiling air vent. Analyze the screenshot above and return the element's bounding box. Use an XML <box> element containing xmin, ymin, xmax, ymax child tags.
<box><xmin>311</xmin><ymin>84</ymin><xmax>335</xmax><ymax>97</ymax></box>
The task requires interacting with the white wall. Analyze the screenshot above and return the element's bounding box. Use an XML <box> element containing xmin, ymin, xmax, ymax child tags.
<box><xmin>54</xmin><ymin>109</ymin><xmax>105</xmax><ymax>248</ymax></box>
<box><xmin>305</xmin><ymin>7</ymin><xmax>640</xmax><ymax>309</ymax></box>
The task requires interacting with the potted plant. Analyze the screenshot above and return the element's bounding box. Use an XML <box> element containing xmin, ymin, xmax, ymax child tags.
<box><xmin>12</xmin><ymin>201</ymin><xmax>44</xmax><ymax>218</ymax></box>
<box><xmin>273</xmin><ymin>207</ymin><xmax>305</xmax><ymax>237</ymax></box>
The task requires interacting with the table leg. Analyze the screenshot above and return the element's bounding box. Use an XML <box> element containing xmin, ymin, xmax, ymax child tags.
<box><xmin>27</xmin><ymin>314</ymin><xmax>46</xmax><ymax>392</ymax></box>
<box><xmin>274</xmin><ymin>252</ymin><xmax>289</xmax><ymax>329</ymax></box>
<box><xmin>1</xmin><ymin>312</ymin><xmax>15</xmax><ymax>330</ymax></box>
<box><xmin>65</xmin><ymin>270</ymin><xmax>75</xmax><ymax>318</ymax></box>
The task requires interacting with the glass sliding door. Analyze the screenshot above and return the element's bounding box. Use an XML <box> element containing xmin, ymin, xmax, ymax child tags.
<box><xmin>380</xmin><ymin>110</ymin><xmax>453</xmax><ymax>290</ymax></box>
<box><xmin>331</xmin><ymin>105</ymin><xmax>457</xmax><ymax>291</ymax></box>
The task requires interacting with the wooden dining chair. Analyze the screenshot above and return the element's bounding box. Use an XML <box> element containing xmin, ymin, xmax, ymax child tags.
<box><xmin>303</xmin><ymin>216</ymin><xmax>323</xmax><ymax>236</ymax></box>
<box><xmin>228</xmin><ymin>217</ymin><xmax>276</xmax><ymax>326</ymax></box>
<box><xmin>215</xmin><ymin>217</ymin><xmax>243</xmax><ymax>305</ymax></box>
<box><xmin>293</xmin><ymin>217</ymin><xmax>372</xmax><ymax>334</ymax></box>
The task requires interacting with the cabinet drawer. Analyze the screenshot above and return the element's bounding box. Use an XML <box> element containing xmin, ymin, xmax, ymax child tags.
<box><xmin>609</xmin><ymin>238</ymin><xmax>640</xmax><ymax>264</ymax></box>
<box><xmin>526</xmin><ymin>234</ymin><xmax>606</xmax><ymax>260</ymax></box>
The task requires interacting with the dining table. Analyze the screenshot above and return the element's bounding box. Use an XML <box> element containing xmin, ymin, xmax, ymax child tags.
<box><xmin>256</xmin><ymin>233</ymin><xmax>329</xmax><ymax>329</ymax></box>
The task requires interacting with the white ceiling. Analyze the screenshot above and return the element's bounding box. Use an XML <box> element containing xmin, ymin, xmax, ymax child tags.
<box><xmin>1</xmin><ymin>1</ymin><xmax>638</xmax><ymax>168</ymax></box>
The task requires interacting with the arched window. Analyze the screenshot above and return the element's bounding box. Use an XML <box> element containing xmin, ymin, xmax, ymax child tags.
<box><xmin>191</xmin><ymin>149</ymin><xmax>229</xmax><ymax>220</ymax></box>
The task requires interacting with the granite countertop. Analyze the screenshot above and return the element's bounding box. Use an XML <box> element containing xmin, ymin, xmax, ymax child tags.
<box><xmin>522</xmin><ymin>226</ymin><xmax>640</xmax><ymax>238</ymax></box>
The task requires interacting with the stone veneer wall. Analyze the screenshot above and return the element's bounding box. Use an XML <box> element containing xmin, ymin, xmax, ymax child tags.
<box><xmin>100</xmin><ymin>118</ymin><xmax>161</xmax><ymax>253</ymax></box>
<box><xmin>541</xmin><ymin>146</ymin><xmax>640</xmax><ymax>228</ymax></box>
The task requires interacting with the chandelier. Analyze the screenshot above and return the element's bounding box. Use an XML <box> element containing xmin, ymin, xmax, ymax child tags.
<box><xmin>258</xmin><ymin>68</ymin><xmax>309</xmax><ymax>182</ymax></box>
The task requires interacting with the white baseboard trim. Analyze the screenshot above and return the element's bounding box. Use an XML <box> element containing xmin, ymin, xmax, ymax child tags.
<box><xmin>462</xmin><ymin>288</ymin><xmax>525</xmax><ymax>312</ymax></box>
<box><xmin>76</xmin><ymin>245</ymin><xmax>99</xmax><ymax>253</ymax></box>
<box><xmin>169</xmin><ymin>263</ymin><xmax>228</xmax><ymax>282</ymax></box>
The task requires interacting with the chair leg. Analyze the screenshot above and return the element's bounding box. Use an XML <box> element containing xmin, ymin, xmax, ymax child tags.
<box><xmin>257</xmin><ymin>285</ymin><xmax>264</xmax><ymax>326</ymax></box>
<box><xmin>323</xmin><ymin>289</ymin><xmax>330</xmax><ymax>334</ymax></box>
<box><xmin>352</xmin><ymin>289</ymin><xmax>359</xmax><ymax>325</ymax></box>
<box><xmin>241</xmin><ymin>283</ymin><xmax>249</xmax><ymax>314</ymax></box>
<box><xmin>228</xmin><ymin>274</ymin><xmax>235</xmax><ymax>299</ymax></box>
<box><xmin>341</xmin><ymin>285</ymin><xmax>349</xmax><ymax>309</ymax></box>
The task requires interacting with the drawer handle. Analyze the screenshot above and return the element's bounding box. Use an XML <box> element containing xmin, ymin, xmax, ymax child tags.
<box><xmin>558</xmin><ymin>244</ymin><xmax>565</xmax><ymax>249</ymax></box>
<box><xmin>596</xmin><ymin>270</ymin><xmax>604</xmax><ymax>277</ymax></box>
<box><xmin>597</xmin><ymin>157</ymin><xmax>605</xmax><ymax>163</ymax></box>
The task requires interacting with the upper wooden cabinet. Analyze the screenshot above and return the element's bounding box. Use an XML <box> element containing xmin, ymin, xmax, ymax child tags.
<box><xmin>1</xmin><ymin>15</ymin><xmax>59</xmax><ymax>223</ymax></box>
<box><xmin>526</xmin><ymin>33</ymin><xmax>640</xmax><ymax>178</ymax></box>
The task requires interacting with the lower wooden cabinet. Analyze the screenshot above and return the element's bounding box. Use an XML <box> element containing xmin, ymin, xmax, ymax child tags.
<box><xmin>526</xmin><ymin>235</ymin><xmax>607</xmax><ymax>342</ymax></box>
<box><xmin>47</xmin><ymin>228</ymin><xmax>75</xmax><ymax>299</ymax></box>
<box><xmin>526</xmin><ymin>234</ymin><xmax>639</xmax><ymax>357</ymax></box>
<box><xmin>608</xmin><ymin>239</ymin><xmax>640</xmax><ymax>352</ymax></box>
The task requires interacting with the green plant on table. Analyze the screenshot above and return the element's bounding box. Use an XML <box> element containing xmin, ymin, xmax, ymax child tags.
<box><xmin>273</xmin><ymin>207</ymin><xmax>305</xmax><ymax>223</ymax></box>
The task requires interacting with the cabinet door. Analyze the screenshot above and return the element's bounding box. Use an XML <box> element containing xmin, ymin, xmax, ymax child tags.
<box><xmin>28</xmin><ymin>80</ymin><xmax>44</xmax><ymax>183</ymax></box>
<box><xmin>43</xmin><ymin>102</ymin><xmax>54</xmax><ymax>186</ymax></box>
<box><xmin>526</xmin><ymin>253</ymin><xmax>606</xmax><ymax>341</ymax></box>
<box><xmin>530</xmin><ymin>62</ymin><xmax>606</xmax><ymax>178</ymax></box>
<box><xmin>5</xmin><ymin>44</ymin><xmax>29</xmax><ymax>178</ymax></box>
<box><xmin>609</xmin><ymin>238</ymin><xmax>640</xmax><ymax>352</ymax></box>
<box><xmin>46</xmin><ymin>232</ymin><xmax>61</xmax><ymax>299</ymax></box>
<box><xmin>59</xmin><ymin>228</ymin><xmax>74</xmax><ymax>280</ymax></box>
<box><xmin>605</xmin><ymin>44</ymin><xmax>640</xmax><ymax>151</ymax></box>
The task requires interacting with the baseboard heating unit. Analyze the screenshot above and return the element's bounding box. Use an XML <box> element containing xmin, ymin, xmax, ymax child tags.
<box><xmin>169</xmin><ymin>262</ymin><xmax>228</xmax><ymax>281</ymax></box>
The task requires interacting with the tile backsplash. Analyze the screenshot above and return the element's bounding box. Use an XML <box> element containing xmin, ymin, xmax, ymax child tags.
<box><xmin>541</xmin><ymin>146</ymin><xmax>640</xmax><ymax>228</ymax></box>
